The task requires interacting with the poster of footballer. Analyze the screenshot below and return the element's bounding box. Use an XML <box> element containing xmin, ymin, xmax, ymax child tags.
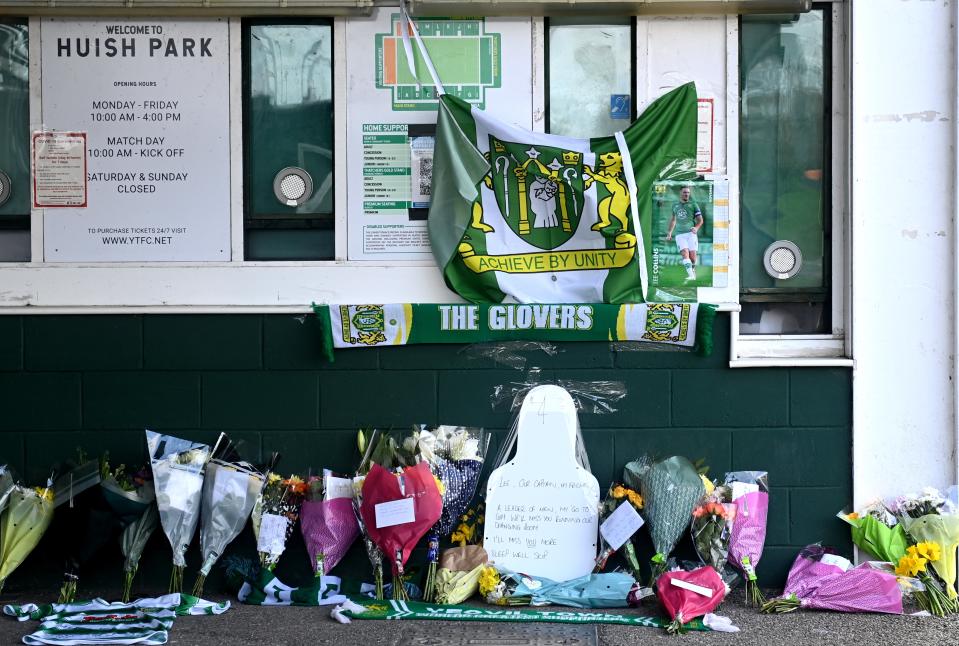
<box><xmin>650</xmin><ymin>179</ymin><xmax>727</xmax><ymax>297</ymax></box>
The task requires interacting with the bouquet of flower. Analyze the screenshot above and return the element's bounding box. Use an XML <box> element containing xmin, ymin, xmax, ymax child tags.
<box><xmin>895</xmin><ymin>489</ymin><xmax>959</xmax><ymax>600</ymax></box>
<box><xmin>99</xmin><ymin>456</ymin><xmax>158</xmax><ymax>602</ymax></box>
<box><xmin>725</xmin><ymin>470</ymin><xmax>770</xmax><ymax>605</ymax></box>
<box><xmin>656</xmin><ymin>566</ymin><xmax>727</xmax><ymax>634</ymax></box>
<box><xmin>691</xmin><ymin>485</ymin><xmax>735</xmax><ymax>575</ymax></box>
<box><xmin>251</xmin><ymin>473</ymin><xmax>307</xmax><ymax>571</ymax></box>
<box><xmin>837</xmin><ymin>499</ymin><xmax>908</xmax><ymax>564</ymax></box>
<box><xmin>624</xmin><ymin>456</ymin><xmax>704</xmax><ymax>584</ymax></box>
<box><xmin>594</xmin><ymin>483</ymin><xmax>644</xmax><ymax>580</ymax></box>
<box><xmin>300</xmin><ymin>470</ymin><xmax>359</xmax><ymax>576</ymax></box>
<box><xmin>193</xmin><ymin>434</ymin><xmax>266</xmax><ymax>596</ymax></box>
<box><xmin>146</xmin><ymin>431</ymin><xmax>211</xmax><ymax>593</ymax></box>
<box><xmin>435</xmin><ymin>544</ymin><xmax>488</xmax><ymax>605</ymax></box>
<box><xmin>762</xmin><ymin>544</ymin><xmax>906</xmax><ymax>614</ymax></box>
<box><xmin>360</xmin><ymin>461</ymin><xmax>442</xmax><ymax>600</ymax></box>
<box><xmin>416</xmin><ymin>425</ymin><xmax>487</xmax><ymax>602</ymax></box>
<box><xmin>0</xmin><ymin>480</ymin><xmax>54</xmax><ymax>592</ymax></box>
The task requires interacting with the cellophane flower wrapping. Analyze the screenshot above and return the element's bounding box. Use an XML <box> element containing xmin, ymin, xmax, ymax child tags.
<box><xmin>594</xmin><ymin>483</ymin><xmax>644</xmax><ymax>578</ymax></box>
<box><xmin>252</xmin><ymin>474</ymin><xmax>306</xmax><ymax>570</ymax></box>
<box><xmin>725</xmin><ymin>471</ymin><xmax>769</xmax><ymax>598</ymax></box>
<box><xmin>691</xmin><ymin>486</ymin><xmax>735</xmax><ymax>574</ymax></box>
<box><xmin>417</xmin><ymin>425</ymin><xmax>486</xmax><ymax>601</ymax></box>
<box><xmin>196</xmin><ymin>459</ymin><xmax>265</xmax><ymax>582</ymax></box>
<box><xmin>656</xmin><ymin>566</ymin><xmax>726</xmax><ymax>631</ymax></box>
<box><xmin>0</xmin><ymin>466</ymin><xmax>15</xmax><ymax>516</ymax></box>
<box><xmin>0</xmin><ymin>484</ymin><xmax>54</xmax><ymax>592</ymax></box>
<box><xmin>511</xmin><ymin>571</ymin><xmax>635</xmax><ymax>608</ymax></box>
<box><xmin>120</xmin><ymin>504</ymin><xmax>159</xmax><ymax>602</ymax></box>
<box><xmin>146</xmin><ymin>431</ymin><xmax>211</xmax><ymax>589</ymax></box>
<box><xmin>838</xmin><ymin>501</ymin><xmax>908</xmax><ymax>564</ymax></box>
<box><xmin>895</xmin><ymin>489</ymin><xmax>959</xmax><ymax>599</ymax></box>
<box><xmin>359</xmin><ymin>462</ymin><xmax>442</xmax><ymax>579</ymax></box>
<box><xmin>777</xmin><ymin>545</ymin><xmax>903</xmax><ymax>614</ymax></box>
<box><xmin>625</xmin><ymin>456</ymin><xmax>704</xmax><ymax>580</ymax></box>
<box><xmin>300</xmin><ymin>470</ymin><xmax>359</xmax><ymax>575</ymax></box>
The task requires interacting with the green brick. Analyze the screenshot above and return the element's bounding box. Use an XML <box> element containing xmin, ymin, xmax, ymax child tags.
<box><xmin>790</xmin><ymin>488</ymin><xmax>853</xmax><ymax>549</ymax></box>
<box><xmin>672</xmin><ymin>369</ymin><xmax>788</xmax><ymax>427</ymax></box>
<box><xmin>380</xmin><ymin>344</ymin><xmax>500</xmax><ymax>370</ymax></box>
<box><xmin>557</xmin><ymin>369</ymin><xmax>670</xmax><ymax>428</ymax></box>
<box><xmin>23</xmin><ymin>430</ymin><xmax>145</xmax><ymax>483</ymax></box>
<box><xmin>612</xmin><ymin>428</ymin><xmax>731</xmax><ymax>477</ymax></box>
<box><xmin>202</xmin><ymin>372</ymin><xmax>318</xmax><ymax>429</ymax></box>
<box><xmin>438</xmin><ymin>370</ymin><xmax>548</xmax><ymax>429</ymax></box>
<box><xmin>84</xmin><ymin>372</ymin><xmax>200</xmax><ymax>429</ymax></box>
<box><xmin>730</xmin><ymin>427</ymin><xmax>850</xmax><ymax>487</ymax></box>
<box><xmin>615</xmin><ymin>313</ymin><xmax>729</xmax><ymax>370</ymax></box>
<box><xmin>757</xmin><ymin>545</ymin><xmax>807</xmax><ymax>586</ymax></box>
<box><xmin>528</xmin><ymin>342</ymin><xmax>615</xmax><ymax>370</ymax></box>
<box><xmin>262</xmin><ymin>430</ymin><xmax>359</xmax><ymax>475</ymax></box>
<box><xmin>0</xmin><ymin>373</ymin><xmax>81</xmax><ymax>430</ymax></box>
<box><xmin>144</xmin><ymin>315</ymin><xmax>262</xmax><ymax>369</ymax></box>
<box><xmin>581</xmin><ymin>431</ymin><xmax>615</xmax><ymax>487</ymax></box>
<box><xmin>0</xmin><ymin>316</ymin><xmax>22</xmax><ymax>369</ymax></box>
<box><xmin>264</xmin><ymin>315</ymin><xmax>378</xmax><ymax>370</ymax></box>
<box><xmin>765</xmin><ymin>487</ymin><xmax>790</xmax><ymax>546</ymax></box>
<box><xmin>790</xmin><ymin>369</ymin><xmax>851</xmax><ymax>426</ymax></box>
<box><xmin>320</xmin><ymin>371</ymin><xmax>437</xmax><ymax>428</ymax></box>
<box><xmin>24</xmin><ymin>316</ymin><xmax>141</xmax><ymax>370</ymax></box>
<box><xmin>0</xmin><ymin>432</ymin><xmax>25</xmax><ymax>475</ymax></box>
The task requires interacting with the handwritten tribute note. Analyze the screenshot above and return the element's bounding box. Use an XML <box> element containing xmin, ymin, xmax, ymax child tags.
<box><xmin>484</xmin><ymin>385</ymin><xmax>600</xmax><ymax>581</ymax></box>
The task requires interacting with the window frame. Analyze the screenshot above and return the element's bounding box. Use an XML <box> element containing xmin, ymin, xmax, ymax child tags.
<box><xmin>729</xmin><ymin>0</ymin><xmax>852</xmax><ymax>367</ymax></box>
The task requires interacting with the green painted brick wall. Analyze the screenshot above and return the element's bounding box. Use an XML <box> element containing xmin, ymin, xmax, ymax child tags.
<box><xmin>0</xmin><ymin>312</ymin><xmax>852</xmax><ymax>594</ymax></box>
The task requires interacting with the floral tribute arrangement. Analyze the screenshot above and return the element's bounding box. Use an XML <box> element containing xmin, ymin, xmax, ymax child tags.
<box><xmin>0</xmin><ymin>478</ymin><xmax>54</xmax><ymax>593</ymax></box>
<box><xmin>300</xmin><ymin>470</ymin><xmax>360</xmax><ymax>577</ymax></box>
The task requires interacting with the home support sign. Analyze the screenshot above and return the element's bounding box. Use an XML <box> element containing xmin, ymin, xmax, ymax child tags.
<box><xmin>484</xmin><ymin>385</ymin><xmax>600</xmax><ymax>582</ymax></box>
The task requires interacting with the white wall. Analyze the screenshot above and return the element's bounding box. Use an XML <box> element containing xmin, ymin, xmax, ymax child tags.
<box><xmin>851</xmin><ymin>0</ymin><xmax>958</xmax><ymax>502</ymax></box>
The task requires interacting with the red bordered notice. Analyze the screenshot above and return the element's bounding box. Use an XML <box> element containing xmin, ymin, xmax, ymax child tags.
<box><xmin>32</xmin><ymin>131</ymin><xmax>87</xmax><ymax>208</ymax></box>
<box><xmin>696</xmin><ymin>98</ymin><xmax>714</xmax><ymax>174</ymax></box>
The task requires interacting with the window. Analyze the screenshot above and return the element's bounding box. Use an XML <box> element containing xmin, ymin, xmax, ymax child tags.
<box><xmin>739</xmin><ymin>8</ymin><xmax>830</xmax><ymax>334</ymax></box>
<box><xmin>0</xmin><ymin>19</ymin><xmax>29</xmax><ymax>262</ymax></box>
<box><xmin>734</xmin><ymin>2</ymin><xmax>849</xmax><ymax>363</ymax></box>
<box><xmin>546</xmin><ymin>17</ymin><xmax>634</xmax><ymax>138</ymax></box>
<box><xmin>244</xmin><ymin>20</ymin><xmax>334</xmax><ymax>261</ymax></box>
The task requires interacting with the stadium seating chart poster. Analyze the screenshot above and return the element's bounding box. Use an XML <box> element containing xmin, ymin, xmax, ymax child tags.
<box><xmin>345</xmin><ymin>9</ymin><xmax>532</xmax><ymax>260</ymax></box>
<box><xmin>649</xmin><ymin>179</ymin><xmax>729</xmax><ymax>301</ymax></box>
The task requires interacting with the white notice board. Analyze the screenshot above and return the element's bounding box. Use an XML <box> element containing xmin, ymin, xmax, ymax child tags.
<box><xmin>40</xmin><ymin>18</ymin><xmax>231</xmax><ymax>262</ymax></box>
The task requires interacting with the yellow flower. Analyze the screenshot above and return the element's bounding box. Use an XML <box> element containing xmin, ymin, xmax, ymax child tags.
<box><xmin>626</xmin><ymin>491</ymin><xmax>644</xmax><ymax>509</ymax></box>
<box><xmin>700</xmin><ymin>475</ymin><xmax>715</xmax><ymax>496</ymax></box>
<box><xmin>612</xmin><ymin>485</ymin><xmax>627</xmax><ymax>499</ymax></box>
<box><xmin>912</xmin><ymin>542</ymin><xmax>942</xmax><ymax>562</ymax></box>
<box><xmin>846</xmin><ymin>512</ymin><xmax>860</xmax><ymax>520</ymax></box>
<box><xmin>33</xmin><ymin>487</ymin><xmax>53</xmax><ymax>502</ymax></box>
<box><xmin>268</xmin><ymin>473</ymin><xmax>282</xmax><ymax>484</ymax></box>
<box><xmin>433</xmin><ymin>476</ymin><xmax>446</xmax><ymax>496</ymax></box>
<box><xmin>478</xmin><ymin>566</ymin><xmax>500</xmax><ymax>596</ymax></box>
<box><xmin>895</xmin><ymin>554</ymin><xmax>928</xmax><ymax>577</ymax></box>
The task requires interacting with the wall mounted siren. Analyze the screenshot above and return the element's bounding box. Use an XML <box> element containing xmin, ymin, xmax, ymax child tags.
<box><xmin>272</xmin><ymin>167</ymin><xmax>313</xmax><ymax>207</ymax></box>
<box><xmin>763</xmin><ymin>240</ymin><xmax>803</xmax><ymax>280</ymax></box>
<box><xmin>0</xmin><ymin>171</ymin><xmax>11</xmax><ymax>208</ymax></box>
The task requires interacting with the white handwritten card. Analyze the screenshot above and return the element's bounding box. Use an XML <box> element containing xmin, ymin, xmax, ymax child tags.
<box><xmin>599</xmin><ymin>501</ymin><xmax>645</xmax><ymax>550</ymax></box>
<box><xmin>375</xmin><ymin>497</ymin><xmax>416</xmax><ymax>528</ymax></box>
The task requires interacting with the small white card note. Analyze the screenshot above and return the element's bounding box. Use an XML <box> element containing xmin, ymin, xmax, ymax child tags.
<box><xmin>258</xmin><ymin>513</ymin><xmax>289</xmax><ymax>556</ymax></box>
<box><xmin>375</xmin><ymin>497</ymin><xmax>415</xmax><ymax>528</ymax></box>
<box><xmin>670</xmin><ymin>578</ymin><xmax>714</xmax><ymax>598</ymax></box>
<box><xmin>730</xmin><ymin>481</ymin><xmax>759</xmax><ymax>501</ymax></box>
<box><xmin>599</xmin><ymin>501</ymin><xmax>645</xmax><ymax>550</ymax></box>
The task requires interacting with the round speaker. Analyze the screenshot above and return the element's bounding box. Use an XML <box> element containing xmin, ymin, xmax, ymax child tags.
<box><xmin>0</xmin><ymin>171</ymin><xmax>11</xmax><ymax>208</ymax></box>
<box><xmin>763</xmin><ymin>240</ymin><xmax>803</xmax><ymax>280</ymax></box>
<box><xmin>272</xmin><ymin>167</ymin><xmax>313</xmax><ymax>207</ymax></box>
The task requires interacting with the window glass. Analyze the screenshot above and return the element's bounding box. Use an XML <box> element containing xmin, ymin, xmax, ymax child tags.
<box><xmin>0</xmin><ymin>20</ymin><xmax>30</xmax><ymax>261</ymax></box>
<box><xmin>245</xmin><ymin>21</ymin><xmax>333</xmax><ymax>260</ymax></box>
<box><xmin>740</xmin><ymin>10</ymin><xmax>829</xmax><ymax>334</ymax></box>
<box><xmin>547</xmin><ymin>18</ymin><xmax>633</xmax><ymax>138</ymax></box>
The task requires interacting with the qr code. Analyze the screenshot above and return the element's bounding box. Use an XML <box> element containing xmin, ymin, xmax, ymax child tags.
<box><xmin>418</xmin><ymin>158</ymin><xmax>433</xmax><ymax>196</ymax></box>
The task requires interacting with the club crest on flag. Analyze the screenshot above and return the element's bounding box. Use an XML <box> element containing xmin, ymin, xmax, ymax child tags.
<box><xmin>486</xmin><ymin>137</ymin><xmax>585</xmax><ymax>250</ymax></box>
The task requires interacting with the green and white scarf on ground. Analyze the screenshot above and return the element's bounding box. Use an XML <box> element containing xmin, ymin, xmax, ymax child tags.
<box><xmin>237</xmin><ymin>569</ymin><xmax>347</xmax><ymax>607</ymax></box>
<box><xmin>314</xmin><ymin>302</ymin><xmax>715</xmax><ymax>360</ymax></box>
<box><xmin>429</xmin><ymin>84</ymin><xmax>698</xmax><ymax>304</ymax></box>
<box><xmin>3</xmin><ymin>594</ymin><xmax>228</xmax><ymax>645</ymax></box>
<box><xmin>330</xmin><ymin>596</ymin><xmax>709</xmax><ymax>631</ymax></box>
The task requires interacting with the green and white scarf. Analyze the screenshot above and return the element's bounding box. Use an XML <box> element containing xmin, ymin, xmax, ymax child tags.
<box><xmin>3</xmin><ymin>594</ymin><xmax>228</xmax><ymax>645</ymax></box>
<box><xmin>237</xmin><ymin>570</ymin><xmax>346</xmax><ymax>607</ymax></box>
<box><xmin>314</xmin><ymin>302</ymin><xmax>715</xmax><ymax>361</ymax></box>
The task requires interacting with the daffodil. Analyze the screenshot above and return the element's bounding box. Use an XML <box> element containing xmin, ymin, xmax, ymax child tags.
<box><xmin>896</xmin><ymin>554</ymin><xmax>928</xmax><ymax>577</ymax></box>
<box><xmin>478</xmin><ymin>566</ymin><xmax>500</xmax><ymax>596</ymax></box>
<box><xmin>700</xmin><ymin>474</ymin><xmax>715</xmax><ymax>496</ymax></box>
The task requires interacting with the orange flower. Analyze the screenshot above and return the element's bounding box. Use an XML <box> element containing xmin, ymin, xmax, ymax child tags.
<box><xmin>612</xmin><ymin>485</ymin><xmax>628</xmax><ymax>499</ymax></box>
<box><xmin>283</xmin><ymin>475</ymin><xmax>307</xmax><ymax>495</ymax></box>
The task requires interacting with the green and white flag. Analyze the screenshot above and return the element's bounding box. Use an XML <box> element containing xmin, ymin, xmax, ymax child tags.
<box><xmin>3</xmin><ymin>594</ymin><xmax>228</xmax><ymax>645</ymax></box>
<box><xmin>314</xmin><ymin>302</ymin><xmax>715</xmax><ymax>360</ymax></box>
<box><xmin>331</xmin><ymin>596</ymin><xmax>710</xmax><ymax>631</ymax></box>
<box><xmin>429</xmin><ymin>83</ymin><xmax>698</xmax><ymax>304</ymax></box>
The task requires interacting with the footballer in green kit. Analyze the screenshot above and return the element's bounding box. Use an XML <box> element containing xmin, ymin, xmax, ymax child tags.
<box><xmin>665</xmin><ymin>185</ymin><xmax>704</xmax><ymax>281</ymax></box>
